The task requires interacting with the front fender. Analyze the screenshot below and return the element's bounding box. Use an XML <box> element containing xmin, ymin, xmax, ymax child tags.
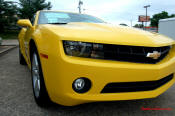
<box><xmin>18</xmin><ymin>28</ymin><xmax>27</xmax><ymax>54</ymax></box>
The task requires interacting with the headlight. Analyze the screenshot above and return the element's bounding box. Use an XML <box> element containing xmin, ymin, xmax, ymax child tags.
<box><xmin>63</xmin><ymin>41</ymin><xmax>104</xmax><ymax>59</ymax></box>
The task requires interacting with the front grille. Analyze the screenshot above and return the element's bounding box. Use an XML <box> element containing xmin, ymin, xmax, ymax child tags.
<box><xmin>101</xmin><ymin>74</ymin><xmax>173</xmax><ymax>93</ymax></box>
<box><xmin>103</xmin><ymin>44</ymin><xmax>170</xmax><ymax>64</ymax></box>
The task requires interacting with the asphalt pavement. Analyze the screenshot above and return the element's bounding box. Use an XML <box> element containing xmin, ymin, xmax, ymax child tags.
<box><xmin>0</xmin><ymin>47</ymin><xmax>175</xmax><ymax>116</ymax></box>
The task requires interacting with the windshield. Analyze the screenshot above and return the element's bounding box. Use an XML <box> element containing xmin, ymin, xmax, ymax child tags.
<box><xmin>38</xmin><ymin>11</ymin><xmax>105</xmax><ymax>24</ymax></box>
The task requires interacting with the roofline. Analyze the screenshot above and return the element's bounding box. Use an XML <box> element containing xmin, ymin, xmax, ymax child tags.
<box><xmin>159</xmin><ymin>17</ymin><xmax>175</xmax><ymax>22</ymax></box>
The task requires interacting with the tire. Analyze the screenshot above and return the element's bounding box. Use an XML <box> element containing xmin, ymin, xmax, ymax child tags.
<box><xmin>31</xmin><ymin>50</ymin><xmax>50</xmax><ymax>107</ymax></box>
<box><xmin>19</xmin><ymin>48</ymin><xmax>27</xmax><ymax>65</ymax></box>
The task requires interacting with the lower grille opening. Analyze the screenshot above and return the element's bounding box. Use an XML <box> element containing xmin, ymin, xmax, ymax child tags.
<box><xmin>101</xmin><ymin>74</ymin><xmax>173</xmax><ymax>93</ymax></box>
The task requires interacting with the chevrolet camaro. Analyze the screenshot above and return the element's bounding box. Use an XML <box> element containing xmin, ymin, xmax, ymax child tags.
<box><xmin>17</xmin><ymin>10</ymin><xmax>175</xmax><ymax>106</ymax></box>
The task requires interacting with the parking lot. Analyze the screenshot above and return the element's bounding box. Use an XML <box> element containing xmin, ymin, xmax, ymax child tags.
<box><xmin>0</xmin><ymin>47</ymin><xmax>175</xmax><ymax>116</ymax></box>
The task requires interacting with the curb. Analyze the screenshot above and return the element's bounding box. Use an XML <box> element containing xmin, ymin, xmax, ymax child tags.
<box><xmin>0</xmin><ymin>45</ymin><xmax>18</xmax><ymax>57</ymax></box>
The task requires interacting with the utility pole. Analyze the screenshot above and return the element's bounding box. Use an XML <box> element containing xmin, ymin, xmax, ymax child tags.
<box><xmin>144</xmin><ymin>5</ymin><xmax>150</xmax><ymax>29</ymax></box>
<box><xmin>78</xmin><ymin>0</ymin><xmax>83</xmax><ymax>13</ymax></box>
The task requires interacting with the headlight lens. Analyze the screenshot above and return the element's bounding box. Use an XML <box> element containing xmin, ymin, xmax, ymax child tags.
<box><xmin>63</xmin><ymin>41</ymin><xmax>104</xmax><ymax>59</ymax></box>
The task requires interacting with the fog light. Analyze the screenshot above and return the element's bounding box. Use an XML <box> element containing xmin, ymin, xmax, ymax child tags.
<box><xmin>72</xmin><ymin>77</ymin><xmax>91</xmax><ymax>93</ymax></box>
<box><xmin>74</xmin><ymin>78</ymin><xmax>85</xmax><ymax>90</ymax></box>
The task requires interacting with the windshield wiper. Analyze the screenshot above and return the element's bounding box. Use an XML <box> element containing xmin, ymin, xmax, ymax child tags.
<box><xmin>47</xmin><ymin>22</ymin><xmax>68</xmax><ymax>25</ymax></box>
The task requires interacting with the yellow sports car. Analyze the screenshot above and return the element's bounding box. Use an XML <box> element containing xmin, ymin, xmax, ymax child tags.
<box><xmin>17</xmin><ymin>10</ymin><xmax>175</xmax><ymax>106</ymax></box>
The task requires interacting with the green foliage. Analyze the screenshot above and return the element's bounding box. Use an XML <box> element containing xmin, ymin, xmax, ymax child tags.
<box><xmin>0</xmin><ymin>30</ymin><xmax>19</xmax><ymax>39</ymax></box>
<box><xmin>119</xmin><ymin>23</ymin><xmax>128</xmax><ymax>26</ymax></box>
<box><xmin>0</xmin><ymin>0</ymin><xmax>52</xmax><ymax>34</ymax></box>
<box><xmin>0</xmin><ymin>0</ymin><xmax>18</xmax><ymax>33</ymax></box>
<box><xmin>18</xmin><ymin>0</ymin><xmax>52</xmax><ymax>20</ymax></box>
<box><xmin>134</xmin><ymin>24</ymin><xmax>143</xmax><ymax>28</ymax></box>
<box><xmin>151</xmin><ymin>11</ymin><xmax>175</xmax><ymax>27</ymax></box>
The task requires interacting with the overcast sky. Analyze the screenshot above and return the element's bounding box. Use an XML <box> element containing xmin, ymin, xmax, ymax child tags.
<box><xmin>12</xmin><ymin>0</ymin><xmax>175</xmax><ymax>26</ymax></box>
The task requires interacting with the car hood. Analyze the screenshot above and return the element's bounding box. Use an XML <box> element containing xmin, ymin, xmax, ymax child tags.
<box><xmin>38</xmin><ymin>22</ymin><xmax>174</xmax><ymax>47</ymax></box>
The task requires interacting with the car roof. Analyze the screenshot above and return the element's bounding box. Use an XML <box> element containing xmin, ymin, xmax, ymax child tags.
<box><xmin>39</xmin><ymin>10</ymin><xmax>79</xmax><ymax>14</ymax></box>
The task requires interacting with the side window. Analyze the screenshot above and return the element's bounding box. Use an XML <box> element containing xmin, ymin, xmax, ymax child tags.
<box><xmin>31</xmin><ymin>14</ymin><xmax>36</xmax><ymax>25</ymax></box>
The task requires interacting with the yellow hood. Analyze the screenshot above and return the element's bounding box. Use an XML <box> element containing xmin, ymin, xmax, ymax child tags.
<box><xmin>38</xmin><ymin>22</ymin><xmax>174</xmax><ymax>47</ymax></box>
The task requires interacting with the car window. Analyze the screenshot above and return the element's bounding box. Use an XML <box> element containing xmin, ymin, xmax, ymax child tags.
<box><xmin>38</xmin><ymin>11</ymin><xmax>105</xmax><ymax>24</ymax></box>
<box><xmin>31</xmin><ymin>14</ymin><xmax>36</xmax><ymax>25</ymax></box>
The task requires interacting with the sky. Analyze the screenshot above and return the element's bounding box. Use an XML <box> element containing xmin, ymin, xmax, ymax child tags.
<box><xmin>11</xmin><ymin>0</ymin><xmax>175</xmax><ymax>26</ymax></box>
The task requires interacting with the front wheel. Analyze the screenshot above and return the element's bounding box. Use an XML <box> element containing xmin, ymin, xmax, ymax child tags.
<box><xmin>31</xmin><ymin>51</ymin><xmax>50</xmax><ymax>106</ymax></box>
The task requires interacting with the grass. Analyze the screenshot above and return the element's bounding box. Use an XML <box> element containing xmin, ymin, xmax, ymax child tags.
<box><xmin>0</xmin><ymin>30</ymin><xmax>19</xmax><ymax>40</ymax></box>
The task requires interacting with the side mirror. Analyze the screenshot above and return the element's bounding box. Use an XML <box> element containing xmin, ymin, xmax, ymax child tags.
<box><xmin>17</xmin><ymin>19</ymin><xmax>32</xmax><ymax>28</ymax></box>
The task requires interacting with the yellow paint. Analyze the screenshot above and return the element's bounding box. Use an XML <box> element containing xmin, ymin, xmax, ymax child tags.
<box><xmin>18</xmin><ymin>10</ymin><xmax>175</xmax><ymax>106</ymax></box>
<box><xmin>17</xmin><ymin>19</ymin><xmax>32</xmax><ymax>28</ymax></box>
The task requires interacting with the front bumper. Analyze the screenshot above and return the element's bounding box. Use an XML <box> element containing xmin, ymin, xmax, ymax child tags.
<box><xmin>40</xmin><ymin>42</ymin><xmax>175</xmax><ymax>106</ymax></box>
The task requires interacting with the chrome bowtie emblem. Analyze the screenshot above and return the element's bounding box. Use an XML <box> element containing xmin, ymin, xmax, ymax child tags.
<box><xmin>146</xmin><ymin>51</ymin><xmax>161</xmax><ymax>59</ymax></box>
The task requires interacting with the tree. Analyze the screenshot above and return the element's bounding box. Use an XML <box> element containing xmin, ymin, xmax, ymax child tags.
<box><xmin>119</xmin><ymin>23</ymin><xmax>128</xmax><ymax>26</ymax></box>
<box><xmin>134</xmin><ymin>24</ymin><xmax>143</xmax><ymax>28</ymax></box>
<box><xmin>0</xmin><ymin>0</ymin><xmax>18</xmax><ymax>32</ymax></box>
<box><xmin>18</xmin><ymin>0</ymin><xmax>52</xmax><ymax>20</ymax></box>
<box><xmin>151</xmin><ymin>11</ymin><xmax>175</xmax><ymax>27</ymax></box>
